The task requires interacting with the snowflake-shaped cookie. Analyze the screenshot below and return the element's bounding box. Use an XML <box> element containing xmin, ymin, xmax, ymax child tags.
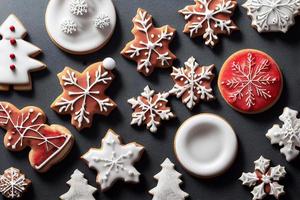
<box><xmin>81</xmin><ymin>129</ymin><xmax>144</xmax><ymax>191</ymax></box>
<box><xmin>169</xmin><ymin>57</ymin><xmax>215</xmax><ymax>110</ymax></box>
<box><xmin>179</xmin><ymin>0</ymin><xmax>238</xmax><ymax>47</ymax></box>
<box><xmin>243</xmin><ymin>0</ymin><xmax>300</xmax><ymax>33</ymax></box>
<box><xmin>0</xmin><ymin>167</ymin><xmax>31</xmax><ymax>199</ymax></box>
<box><xmin>61</xmin><ymin>19</ymin><xmax>78</xmax><ymax>35</ymax></box>
<box><xmin>266</xmin><ymin>107</ymin><xmax>300</xmax><ymax>161</ymax></box>
<box><xmin>128</xmin><ymin>86</ymin><xmax>175</xmax><ymax>133</ymax></box>
<box><xmin>70</xmin><ymin>0</ymin><xmax>88</xmax><ymax>16</ymax></box>
<box><xmin>51</xmin><ymin>58</ymin><xmax>117</xmax><ymax>130</ymax></box>
<box><xmin>239</xmin><ymin>156</ymin><xmax>286</xmax><ymax>200</ymax></box>
<box><xmin>121</xmin><ymin>8</ymin><xmax>176</xmax><ymax>76</ymax></box>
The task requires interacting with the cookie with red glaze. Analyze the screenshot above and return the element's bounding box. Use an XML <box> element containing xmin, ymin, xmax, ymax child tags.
<box><xmin>218</xmin><ymin>49</ymin><xmax>283</xmax><ymax>114</ymax></box>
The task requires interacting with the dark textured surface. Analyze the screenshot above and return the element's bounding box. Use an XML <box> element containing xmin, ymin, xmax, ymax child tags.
<box><xmin>0</xmin><ymin>0</ymin><xmax>300</xmax><ymax>199</ymax></box>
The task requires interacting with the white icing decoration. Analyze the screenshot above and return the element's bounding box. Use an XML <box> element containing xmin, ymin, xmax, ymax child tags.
<box><xmin>243</xmin><ymin>0</ymin><xmax>300</xmax><ymax>33</ymax></box>
<box><xmin>221</xmin><ymin>52</ymin><xmax>277</xmax><ymax>108</ymax></box>
<box><xmin>0</xmin><ymin>167</ymin><xmax>30</xmax><ymax>199</ymax></box>
<box><xmin>179</xmin><ymin>0</ymin><xmax>237</xmax><ymax>46</ymax></box>
<box><xmin>174</xmin><ymin>114</ymin><xmax>238</xmax><ymax>178</ymax></box>
<box><xmin>128</xmin><ymin>86</ymin><xmax>174</xmax><ymax>133</ymax></box>
<box><xmin>61</xmin><ymin>19</ymin><xmax>78</xmax><ymax>35</ymax></box>
<box><xmin>94</xmin><ymin>14</ymin><xmax>111</xmax><ymax>30</ymax></box>
<box><xmin>169</xmin><ymin>56</ymin><xmax>215</xmax><ymax>109</ymax></box>
<box><xmin>54</xmin><ymin>65</ymin><xmax>114</xmax><ymax>129</ymax></box>
<box><xmin>266</xmin><ymin>107</ymin><xmax>300</xmax><ymax>161</ymax></box>
<box><xmin>81</xmin><ymin>129</ymin><xmax>144</xmax><ymax>191</ymax></box>
<box><xmin>149</xmin><ymin>158</ymin><xmax>189</xmax><ymax>200</ymax></box>
<box><xmin>239</xmin><ymin>156</ymin><xmax>286</xmax><ymax>200</ymax></box>
<box><xmin>69</xmin><ymin>0</ymin><xmax>88</xmax><ymax>16</ymax></box>
<box><xmin>0</xmin><ymin>103</ymin><xmax>72</xmax><ymax>170</ymax></box>
<box><xmin>60</xmin><ymin>169</ymin><xmax>97</xmax><ymax>200</ymax></box>
<box><xmin>123</xmin><ymin>9</ymin><xmax>174</xmax><ymax>74</ymax></box>
<box><xmin>103</xmin><ymin>57</ymin><xmax>116</xmax><ymax>70</ymax></box>
<box><xmin>45</xmin><ymin>0</ymin><xmax>116</xmax><ymax>54</ymax></box>
<box><xmin>0</xmin><ymin>14</ymin><xmax>46</xmax><ymax>85</ymax></box>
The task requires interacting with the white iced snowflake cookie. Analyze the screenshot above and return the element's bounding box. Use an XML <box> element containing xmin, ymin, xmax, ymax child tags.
<box><xmin>239</xmin><ymin>156</ymin><xmax>286</xmax><ymax>200</ymax></box>
<box><xmin>266</xmin><ymin>107</ymin><xmax>300</xmax><ymax>161</ymax></box>
<box><xmin>174</xmin><ymin>113</ymin><xmax>238</xmax><ymax>178</ymax></box>
<box><xmin>243</xmin><ymin>0</ymin><xmax>300</xmax><ymax>33</ymax></box>
<box><xmin>149</xmin><ymin>158</ymin><xmax>189</xmax><ymax>200</ymax></box>
<box><xmin>81</xmin><ymin>129</ymin><xmax>144</xmax><ymax>191</ymax></box>
<box><xmin>0</xmin><ymin>14</ymin><xmax>46</xmax><ymax>91</ymax></box>
<box><xmin>60</xmin><ymin>169</ymin><xmax>97</xmax><ymax>200</ymax></box>
<box><xmin>45</xmin><ymin>0</ymin><xmax>116</xmax><ymax>54</ymax></box>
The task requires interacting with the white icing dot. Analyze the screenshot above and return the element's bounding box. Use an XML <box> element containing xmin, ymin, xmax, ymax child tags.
<box><xmin>103</xmin><ymin>57</ymin><xmax>116</xmax><ymax>70</ymax></box>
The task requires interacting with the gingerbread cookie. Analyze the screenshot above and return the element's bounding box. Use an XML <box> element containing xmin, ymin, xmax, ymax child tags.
<box><xmin>121</xmin><ymin>8</ymin><xmax>176</xmax><ymax>76</ymax></box>
<box><xmin>149</xmin><ymin>158</ymin><xmax>189</xmax><ymax>200</ymax></box>
<box><xmin>243</xmin><ymin>0</ymin><xmax>300</xmax><ymax>33</ymax></box>
<box><xmin>179</xmin><ymin>0</ymin><xmax>238</xmax><ymax>47</ymax></box>
<box><xmin>169</xmin><ymin>57</ymin><xmax>215</xmax><ymax>110</ymax></box>
<box><xmin>81</xmin><ymin>129</ymin><xmax>144</xmax><ymax>191</ymax></box>
<box><xmin>0</xmin><ymin>167</ymin><xmax>31</xmax><ymax>199</ymax></box>
<box><xmin>128</xmin><ymin>86</ymin><xmax>175</xmax><ymax>133</ymax></box>
<box><xmin>174</xmin><ymin>113</ymin><xmax>237</xmax><ymax>178</ymax></box>
<box><xmin>239</xmin><ymin>156</ymin><xmax>286</xmax><ymax>200</ymax></box>
<box><xmin>51</xmin><ymin>58</ymin><xmax>117</xmax><ymax>130</ymax></box>
<box><xmin>0</xmin><ymin>102</ymin><xmax>74</xmax><ymax>172</ymax></box>
<box><xmin>266</xmin><ymin>107</ymin><xmax>300</xmax><ymax>162</ymax></box>
<box><xmin>0</xmin><ymin>14</ymin><xmax>46</xmax><ymax>91</ymax></box>
<box><xmin>45</xmin><ymin>0</ymin><xmax>116</xmax><ymax>54</ymax></box>
<box><xmin>218</xmin><ymin>49</ymin><xmax>283</xmax><ymax>114</ymax></box>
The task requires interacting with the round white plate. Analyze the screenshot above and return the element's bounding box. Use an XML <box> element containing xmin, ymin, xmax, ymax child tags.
<box><xmin>174</xmin><ymin>113</ymin><xmax>238</xmax><ymax>178</ymax></box>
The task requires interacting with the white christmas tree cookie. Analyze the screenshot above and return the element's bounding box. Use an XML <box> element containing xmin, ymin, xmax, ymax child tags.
<box><xmin>266</xmin><ymin>107</ymin><xmax>300</xmax><ymax>161</ymax></box>
<box><xmin>60</xmin><ymin>169</ymin><xmax>97</xmax><ymax>200</ymax></box>
<box><xmin>243</xmin><ymin>0</ymin><xmax>300</xmax><ymax>33</ymax></box>
<box><xmin>149</xmin><ymin>158</ymin><xmax>189</xmax><ymax>200</ymax></box>
<box><xmin>81</xmin><ymin>129</ymin><xmax>144</xmax><ymax>191</ymax></box>
<box><xmin>0</xmin><ymin>14</ymin><xmax>46</xmax><ymax>91</ymax></box>
<box><xmin>239</xmin><ymin>156</ymin><xmax>286</xmax><ymax>200</ymax></box>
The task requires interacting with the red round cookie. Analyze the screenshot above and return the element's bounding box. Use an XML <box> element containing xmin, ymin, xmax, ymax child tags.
<box><xmin>218</xmin><ymin>49</ymin><xmax>283</xmax><ymax>114</ymax></box>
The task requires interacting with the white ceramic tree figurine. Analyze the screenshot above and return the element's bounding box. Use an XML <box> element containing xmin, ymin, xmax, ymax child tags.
<box><xmin>60</xmin><ymin>169</ymin><xmax>97</xmax><ymax>200</ymax></box>
<box><xmin>149</xmin><ymin>158</ymin><xmax>189</xmax><ymax>200</ymax></box>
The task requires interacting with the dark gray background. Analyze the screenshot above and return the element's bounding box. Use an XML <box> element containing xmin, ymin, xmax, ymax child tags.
<box><xmin>0</xmin><ymin>0</ymin><xmax>299</xmax><ymax>199</ymax></box>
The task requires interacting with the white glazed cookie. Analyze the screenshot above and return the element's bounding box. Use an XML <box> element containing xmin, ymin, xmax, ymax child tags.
<box><xmin>266</xmin><ymin>107</ymin><xmax>300</xmax><ymax>162</ymax></box>
<box><xmin>149</xmin><ymin>158</ymin><xmax>189</xmax><ymax>200</ymax></box>
<box><xmin>81</xmin><ymin>129</ymin><xmax>144</xmax><ymax>191</ymax></box>
<box><xmin>0</xmin><ymin>14</ymin><xmax>46</xmax><ymax>91</ymax></box>
<box><xmin>243</xmin><ymin>0</ymin><xmax>300</xmax><ymax>33</ymax></box>
<box><xmin>174</xmin><ymin>113</ymin><xmax>238</xmax><ymax>178</ymax></box>
<box><xmin>45</xmin><ymin>0</ymin><xmax>116</xmax><ymax>54</ymax></box>
<box><xmin>60</xmin><ymin>169</ymin><xmax>97</xmax><ymax>200</ymax></box>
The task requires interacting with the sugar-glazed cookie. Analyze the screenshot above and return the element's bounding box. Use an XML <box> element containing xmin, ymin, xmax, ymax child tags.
<box><xmin>81</xmin><ymin>129</ymin><xmax>144</xmax><ymax>191</ymax></box>
<box><xmin>218</xmin><ymin>49</ymin><xmax>283</xmax><ymax>114</ymax></box>
<box><xmin>121</xmin><ymin>8</ymin><xmax>176</xmax><ymax>76</ymax></box>
<box><xmin>0</xmin><ymin>102</ymin><xmax>74</xmax><ymax>172</ymax></box>
<box><xmin>0</xmin><ymin>14</ymin><xmax>46</xmax><ymax>91</ymax></box>
<box><xmin>51</xmin><ymin>58</ymin><xmax>117</xmax><ymax>130</ymax></box>
<box><xmin>45</xmin><ymin>0</ymin><xmax>116</xmax><ymax>54</ymax></box>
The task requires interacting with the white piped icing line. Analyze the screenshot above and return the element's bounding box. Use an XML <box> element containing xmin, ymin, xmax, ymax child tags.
<box><xmin>70</xmin><ymin>0</ymin><xmax>88</xmax><ymax>16</ymax></box>
<box><xmin>103</xmin><ymin>57</ymin><xmax>116</xmax><ymax>70</ymax></box>
<box><xmin>81</xmin><ymin>129</ymin><xmax>144</xmax><ymax>191</ymax></box>
<box><xmin>266</xmin><ymin>107</ymin><xmax>300</xmax><ymax>161</ymax></box>
<box><xmin>61</xmin><ymin>19</ymin><xmax>78</xmax><ymax>35</ymax></box>
<box><xmin>239</xmin><ymin>156</ymin><xmax>286</xmax><ymax>200</ymax></box>
<box><xmin>94</xmin><ymin>14</ymin><xmax>111</xmax><ymax>30</ymax></box>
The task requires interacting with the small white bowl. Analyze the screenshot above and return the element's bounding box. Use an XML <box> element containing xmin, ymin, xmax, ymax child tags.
<box><xmin>174</xmin><ymin>113</ymin><xmax>238</xmax><ymax>178</ymax></box>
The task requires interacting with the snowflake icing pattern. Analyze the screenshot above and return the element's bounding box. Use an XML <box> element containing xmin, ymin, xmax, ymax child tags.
<box><xmin>0</xmin><ymin>167</ymin><xmax>31</xmax><ymax>199</ymax></box>
<box><xmin>69</xmin><ymin>0</ymin><xmax>88</xmax><ymax>16</ymax></box>
<box><xmin>51</xmin><ymin>62</ymin><xmax>116</xmax><ymax>130</ymax></box>
<box><xmin>94</xmin><ymin>14</ymin><xmax>111</xmax><ymax>30</ymax></box>
<box><xmin>266</xmin><ymin>107</ymin><xmax>300</xmax><ymax>161</ymax></box>
<box><xmin>82</xmin><ymin>130</ymin><xmax>144</xmax><ymax>191</ymax></box>
<box><xmin>239</xmin><ymin>156</ymin><xmax>286</xmax><ymax>200</ymax></box>
<box><xmin>128</xmin><ymin>86</ymin><xmax>174</xmax><ymax>133</ymax></box>
<box><xmin>169</xmin><ymin>57</ymin><xmax>215</xmax><ymax>109</ymax></box>
<box><xmin>61</xmin><ymin>19</ymin><xmax>78</xmax><ymax>35</ymax></box>
<box><xmin>243</xmin><ymin>0</ymin><xmax>300</xmax><ymax>33</ymax></box>
<box><xmin>221</xmin><ymin>52</ymin><xmax>278</xmax><ymax>108</ymax></box>
<box><xmin>179</xmin><ymin>0</ymin><xmax>238</xmax><ymax>47</ymax></box>
<box><xmin>121</xmin><ymin>8</ymin><xmax>176</xmax><ymax>76</ymax></box>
